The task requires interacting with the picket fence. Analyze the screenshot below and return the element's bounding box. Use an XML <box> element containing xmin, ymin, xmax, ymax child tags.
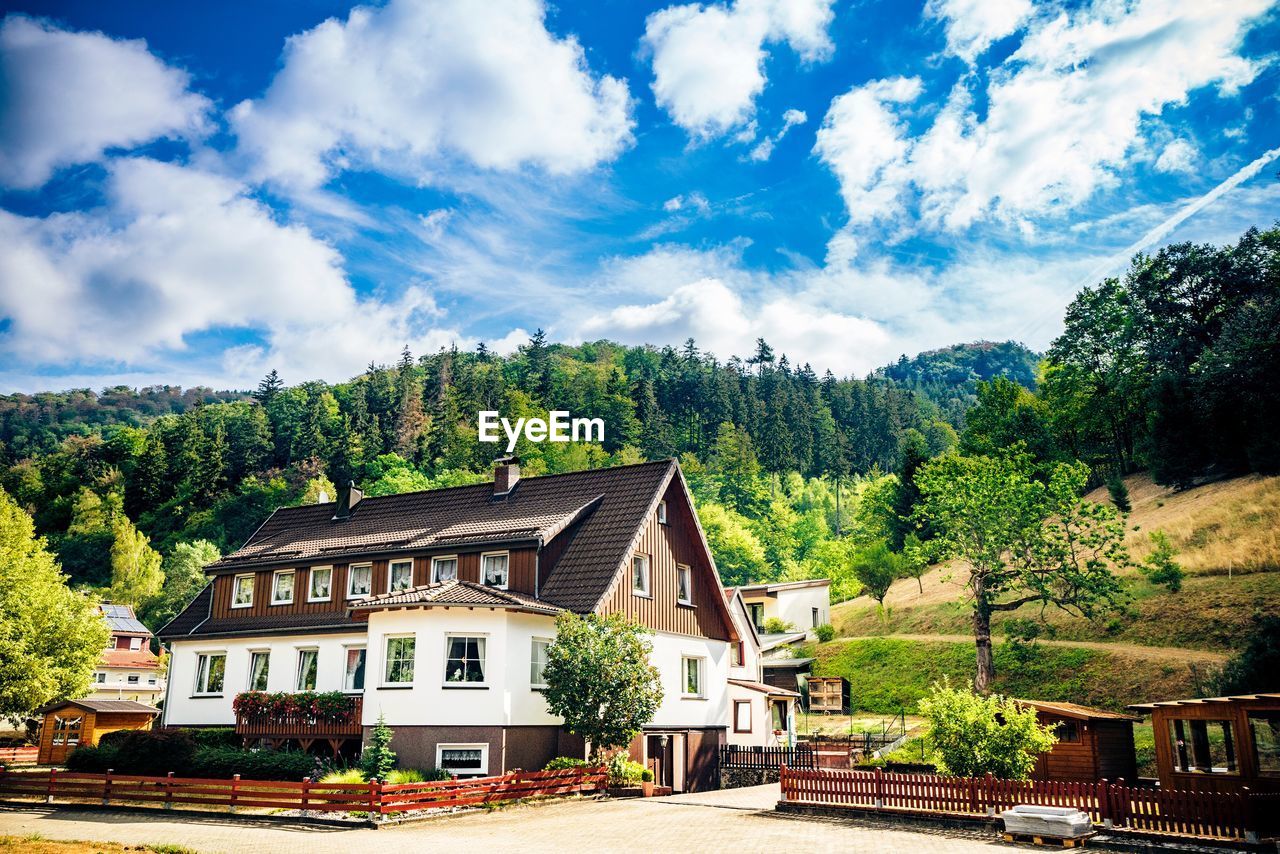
<box><xmin>0</xmin><ymin>765</ymin><xmax>606</xmax><ymax>817</ymax></box>
<box><xmin>719</xmin><ymin>744</ymin><xmax>816</xmax><ymax>770</ymax></box>
<box><xmin>779</xmin><ymin>766</ymin><xmax>1280</xmax><ymax>842</ymax></box>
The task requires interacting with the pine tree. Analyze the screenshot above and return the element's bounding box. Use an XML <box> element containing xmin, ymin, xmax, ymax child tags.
<box><xmin>253</xmin><ymin>369</ymin><xmax>284</xmax><ymax>406</ymax></box>
<box><xmin>360</xmin><ymin>714</ymin><xmax>397</xmax><ymax>780</ymax></box>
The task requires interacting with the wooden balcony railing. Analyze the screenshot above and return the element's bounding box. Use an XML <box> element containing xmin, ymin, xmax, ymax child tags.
<box><xmin>234</xmin><ymin>695</ymin><xmax>363</xmax><ymax>741</ymax></box>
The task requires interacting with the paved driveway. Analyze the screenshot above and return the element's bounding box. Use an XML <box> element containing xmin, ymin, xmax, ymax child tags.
<box><xmin>0</xmin><ymin>788</ymin><xmax>1006</xmax><ymax>854</ymax></box>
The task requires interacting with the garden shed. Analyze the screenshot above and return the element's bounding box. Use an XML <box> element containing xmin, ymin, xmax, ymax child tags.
<box><xmin>807</xmin><ymin>676</ymin><xmax>850</xmax><ymax>713</ymax></box>
<box><xmin>1016</xmin><ymin>699</ymin><xmax>1139</xmax><ymax>783</ymax></box>
<box><xmin>35</xmin><ymin>699</ymin><xmax>159</xmax><ymax>765</ymax></box>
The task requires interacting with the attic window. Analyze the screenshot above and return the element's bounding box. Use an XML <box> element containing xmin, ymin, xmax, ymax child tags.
<box><xmin>657</xmin><ymin>500</ymin><xmax>668</xmax><ymax>524</ymax></box>
<box><xmin>632</xmin><ymin>554</ymin><xmax>651</xmax><ymax>597</ymax></box>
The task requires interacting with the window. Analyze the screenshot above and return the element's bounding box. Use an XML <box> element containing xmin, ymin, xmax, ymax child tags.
<box><xmin>347</xmin><ymin>563</ymin><xmax>372</xmax><ymax>599</ymax></box>
<box><xmin>232</xmin><ymin>574</ymin><xmax>254</xmax><ymax>608</ymax></box>
<box><xmin>432</xmin><ymin>556</ymin><xmax>458</xmax><ymax>583</ymax></box>
<box><xmin>657</xmin><ymin>500</ymin><xmax>668</xmax><ymax>524</ymax></box>
<box><xmin>384</xmin><ymin>635</ymin><xmax>415</xmax><ymax>684</ymax></box>
<box><xmin>147</xmin><ymin>675</ymin><xmax>157</xmax><ymax>685</ymax></box>
<box><xmin>94</xmin><ymin>672</ymin><xmax>106</xmax><ymax>683</ymax></box>
<box><xmin>482</xmin><ymin>552</ymin><xmax>508</xmax><ymax>588</ymax></box>
<box><xmin>748</xmin><ymin>603</ymin><xmax>764</xmax><ymax>631</ymax></box>
<box><xmin>248</xmin><ymin>651</ymin><xmax>270</xmax><ymax>691</ymax></box>
<box><xmin>1249</xmin><ymin>713</ymin><xmax>1280</xmax><ymax>775</ymax></box>
<box><xmin>812</xmin><ymin>607</ymin><xmax>820</xmax><ymax>628</ymax></box>
<box><xmin>733</xmin><ymin>700</ymin><xmax>752</xmax><ymax>733</ymax></box>
<box><xmin>1168</xmin><ymin>718</ymin><xmax>1239</xmax><ymax>774</ymax></box>
<box><xmin>445</xmin><ymin>635</ymin><xmax>486</xmax><ymax>685</ymax></box>
<box><xmin>682</xmin><ymin>656</ymin><xmax>703</xmax><ymax>697</ymax></box>
<box><xmin>1055</xmin><ymin>720</ymin><xmax>1082</xmax><ymax>743</ymax></box>
<box><xmin>676</xmin><ymin>564</ymin><xmax>693</xmax><ymax>605</ymax></box>
<box><xmin>530</xmin><ymin>638</ymin><xmax>551</xmax><ymax>688</ymax></box>
<box><xmin>731</xmin><ymin>641</ymin><xmax>744</xmax><ymax>668</ymax></box>
<box><xmin>105</xmin><ymin>636</ymin><xmax>116</xmax><ymax>649</ymax></box>
<box><xmin>343</xmin><ymin>647</ymin><xmax>366</xmax><ymax>691</ymax></box>
<box><xmin>127</xmin><ymin>673</ymin><xmax>140</xmax><ymax>685</ymax></box>
<box><xmin>632</xmin><ymin>554</ymin><xmax>650</xmax><ymax>597</ymax></box>
<box><xmin>437</xmin><ymin>743</ymin><xmax>488</xmax><ymax>779</ymax></box>
<box><xmin>129</xmin><ymin>636</ymin><xmax>143</xmax><ymax>651</ymax></box>
<box><xmin>272</xmin><ymin>569</ymin><xmax>295</xmax><ymax>605</ymax></box>
<box><xmin>389</xmin><ymin>560</ymin><xmax>414</xmax><ymax>592</ymax></box>
<box><xmin>296</xmin><ymin>649</ymin><xmax>318</xmax><ymax>691</ymax></box>
<box><xmin>309</xmin><ymin>566</ymin><xmax>333</xmax><ymax>601</ymax></box>
<box><xmin>194</xmin><ymin>653</ymin><xmax>226</xmax><ymax>695</ymax></box>
<box><xmin>52</xmin><ymin>715</ymin><xmax>83</xmax><ymax>746</ymax></box>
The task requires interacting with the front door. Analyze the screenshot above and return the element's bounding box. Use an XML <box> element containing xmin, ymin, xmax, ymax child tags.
<box><xmin>47</xmin><ymin>714</ymin><xmax>84</xmax><ymax>764</ymax></box>
<box><xmin>646</xmin><ymin>734</ymin><xmax>671</xmax><ymax>788</ymax></box>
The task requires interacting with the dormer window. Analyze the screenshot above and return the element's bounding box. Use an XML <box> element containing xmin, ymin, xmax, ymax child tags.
<box><xmin>272</xmin><ymin>569</ymin><xmax>295</xmax><ymax>605</ymax></box>
<box><xmin>231</xmin><ymin>574</ymin><xmax>254</xmax><ymax>608</ymax></box>
<box><xmin>389</xmin><ymin>560</ymin><xmax>414</xmax><ymax>592</ymax></box>
<box><xmin>432</xmin><ymin>556</ymin><xmax>458</xmax><ymax>583</ymax></box>
<box><xmin>347</xmin><ymin>563</ymin><xmax>372</xmax><ymax>599</ymax></box>
<box><xmin>632</xmin><ymin>554</ymin><xmax>651</xmax><ymax>597</ymax></box>
<box><xmin>482</xmin><ymin>552</ymin><xmax>509</xmax><ymax>589</ymax></box>
<box><xmin>657</xmin><ymin>500</ymin><xmax>668</xmax><ymax>524</ymax></box>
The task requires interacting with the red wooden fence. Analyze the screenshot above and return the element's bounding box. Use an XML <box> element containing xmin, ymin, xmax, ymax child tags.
<box><xmin>0</xmin><ymin>747</ymin><xmax>37</xmax><ymax>766</ymax></box>
<box><xmin>779</xmin><ymin>766</ymin><xmax>1280</xmax><ymax>842</ymax></box>
<box><xmin>0</xmin><ymin>765</ymin><xmax>606</xmax><ymax>818</ymax></box>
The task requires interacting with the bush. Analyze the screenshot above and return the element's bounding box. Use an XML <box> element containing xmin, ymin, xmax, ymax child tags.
<box><xmin>359</xmin><ymin>715</ymin><xmax>396</xmax><ymax>780</ymax></box>
<box><xmin>605</xmin><ymin>752</ymin><xmax>645</xmax><ymax>785</ymax></box>
<box><xmin>762</xmin><ymin>617</ymin><xmax>795</xmax><ymax>634</ymax></box>
<box><xmin>385</xmin><ymin>768</ymin><xmax>424</xmax><ymax>784</ymax></box>
<box><xmin>190</xmin><ymin>747</ymin><xmax>319</xmax><ymax>780</ymax></box>
<box><xmin>99</xmin><ymin>729</ymin><xmax>198</xmax><ymax>776</ymax></box>
<box><xmin>66</xmin><ymin>743</ymin><xmax>120</xmax><ymax>772</ymax></box>
<box><xmin>319</xmin><ymin>768</ymin><xmax>365</xmax><ymax>784</ymax></box>
<box><xmin>544</xmin><ymin>756</ymin><xmax>590</xmax><ymax>771</ymax></box>
<box><xmin>1140</xmin><ymin>531</ymin><xmax>1184</xmax><ymax>592</ymax></box>
<box><xmin>1107</xmin><ymin>476</ymin><xmax>1131</xmax><ymax>514</ymax></box>
<box><xmin>640</xmin><ymin>768</ymin><xmax>654</xmax><ymax>782</ymax></box>
<box><xmin>918</xmin><ymin>678</ymin><xmax>1056</xmax><ymax>780</ymax></box>
<box><xmin>814</xmin><ymin>623</ymin><xmax>835</xmax><ymax>642</ymax></box>
<box><xmin>185</xmin><ymin>727</ymin><xmax>240</xmax><ymax>749</ymax></box>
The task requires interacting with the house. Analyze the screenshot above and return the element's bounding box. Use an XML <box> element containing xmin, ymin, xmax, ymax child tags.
<box><xmin>736</xmin><ymin>579</ymin><xmax>830</xmax><ymax>638</ymax></box>
<box><xmin>1017</xmin><ymin>699</ymin><xmax>1139</xmax><ymax>783</ymax></box>
<box><xmin>723</xmin><ymin>588</ymin><xmax>799</xmax><ymax>747</ymax></box>
<box><xmin>35</xmin><ymin>699</ymin><xmax>158</xmax><ymax>765</ymax></box>
<box><xmin>1127</xmin><ymin>693</ymin><xmax>1280</xmax><ymax>793</ymax></box>
<box><xmin>90</xmin><ymin>604</ymin><xmax>164</xmax><ymax>704</ymax></box>
<box><xmin>158</xmin><ymin>458</ymin><xmax>739</xmax><ymax>792</ymax></box>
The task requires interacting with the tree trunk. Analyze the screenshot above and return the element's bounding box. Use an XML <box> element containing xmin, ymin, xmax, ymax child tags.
<box><xmin>973</xmin><ymin>607</ymin><xmax>994</xmax><ymax>695</ymax></box>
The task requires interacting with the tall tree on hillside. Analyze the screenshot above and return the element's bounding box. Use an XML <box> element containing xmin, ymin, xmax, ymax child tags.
<box><xmin>253</xmin><ymin>369</ymin><xmax>284</xmax><ymax>406</ymax></box>
<box><xmin>890</xmin><ymin>429</ymin><xmax>929</xmax><ymax>549</ymax></box>
<box><xmin>141</xmin><ymin>539</ymin><xmax>220</xmax><ymax>631</ymax></box>
<box><xmin>913</xmin><ymin>450</ymin><xmax>1130</xmax><ymax>694</ymax></box>
<box><xmin>393</xmin><ymin>364</ymin><xmax>427</xmax><ymax>460</ymax></box>
<box><xmin>109</xmin><ymin>515</ymin><xmax>165</xmax><ymax>607</ymax></box>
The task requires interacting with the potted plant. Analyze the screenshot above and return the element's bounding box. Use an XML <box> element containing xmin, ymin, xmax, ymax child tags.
<box><xmin>640</xmin><ymin>768</ymin><xmax>655</xmax><ymax>797</ymax></box>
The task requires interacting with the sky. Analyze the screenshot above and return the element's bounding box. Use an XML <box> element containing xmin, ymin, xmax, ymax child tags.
<box><xmin>0</xmin><ymin>0</ymin><xmax>1277</xmax><ymax>393</ymax></box>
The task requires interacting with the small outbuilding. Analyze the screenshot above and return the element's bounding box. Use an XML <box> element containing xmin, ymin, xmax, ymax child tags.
<box><xmin>1017</xmin><ymin>699</ymin><xmax>1140</xmax><ymax>783</ymax></box>
<box><xmin>35</xmin><ymin>699</ymin><xmax>159</xmax><ymax>765</ymax></box>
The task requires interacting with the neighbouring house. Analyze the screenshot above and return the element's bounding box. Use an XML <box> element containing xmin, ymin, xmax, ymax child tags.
<box><xmin>158</xmin><ymin>458</ymin><xmax>739</xmax><ymax>792</ymax></box>
<box><xmin>736</xmin><ymin>579</ymin><xmax>830</xmax><ymax>639</ymax></box>
<box><xmin>724</xmin><ymin>588</ymin><xmax>799</xmax><ymax>747</ymax></box>
<box><xmin>1016</xmin><ymin>699</ymin><xmax>1139</xmax><ymax>783</ymax></box>
<box><xmin>1127</xmin><ymin>693</ymin><xmax>1280</xmax><ymax>793</ymax></box>
<box><xmin>35</xmin><ymin>699</ymin><xmax>158</xmax><ymax>765</ymax></box>
<box><xmin>761</xmin><ymin>657</ymin><xmax>815</xmax><ymax>696</ymax></box>
<box><xmin>90</xmin><ymin>604</ymin><xmax>164</xmax><ymax>704</ymax></box>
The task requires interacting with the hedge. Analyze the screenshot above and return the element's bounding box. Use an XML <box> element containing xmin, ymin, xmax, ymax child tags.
<box><xmin>66</xmin><ymin>737</ymin><xmax>321</xmax><ymax>781</ymax></box>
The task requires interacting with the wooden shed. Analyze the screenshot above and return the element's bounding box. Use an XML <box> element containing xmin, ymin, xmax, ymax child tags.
<box><xmin>35</xmin><ymin>699</ymin><xmax>158</xmax><ymax>765</ymax></box>
<box><xmin>1017</xmin><ymin>699</ymin><xmax>1139</xmax><ymax>783</ymax></box>
<box><xmin>807</xmin><ymin>676</ymin><xmax>850</xmax><ymax>714</ymax></box>
<box><xmin>1128</xmin><ymin>693</ymin><xmax>1280</xmax><ymax>793</ymax></box>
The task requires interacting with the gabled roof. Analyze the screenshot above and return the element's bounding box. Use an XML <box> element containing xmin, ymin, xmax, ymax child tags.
<box><xmin>97</xmin><ymin>603</ymin><xmax>150</xmax><ymax>634</ymax></box>
<box><xmin>100</xmin><ymin>649</ymin><xmax>160</xmax><ymax>669</ymax></box>
<box><xmin>352</xmin><ymin>580</ymin><xmax>563</xmax><ymax>616</ymax></box>
<box><xmin>1017</xmin><ymin>699</ymin><xmax>1140</xmax><ymax>722</ymax></box>
<box><xmin>36</xmin><ymin>699</ymin><xmax>159</xmax><ymax>715</ymax></box>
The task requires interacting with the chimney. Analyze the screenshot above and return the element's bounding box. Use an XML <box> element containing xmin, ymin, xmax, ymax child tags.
<box><xmin>333</xmin><ymin>481</ymin><xmax>363</xmax><ymax>520</ymax></box>
<box><xmin>493</xmin><ymin>456</ymin><xmax>520</xmax><ymax>498</ymax></box>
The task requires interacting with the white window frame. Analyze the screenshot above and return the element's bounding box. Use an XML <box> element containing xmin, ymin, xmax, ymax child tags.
<box><xmin>129</xmin><ymin>636</ymin><xmax>143</xmax><ymax>651</ymax></box>
<box><xmin>308</xmin><ymin>566</ymin><xmax>333</xmax><ymax>602</ymax></box>
<box><xmin>231</xmin><ymin>574</ymin><xmax>255</xmax><ymax>608</ymax></box>
<box><xmin>431</xmin><ymin>555</ymin><xmax>458</xmax><ymax>583</ymax></box>
<box><xmin>342</xmin><ymin>645</ymin><xmax>367</xmax><ymax>693</ymax></box>
<box><xmin>389</xmin><ymin>559</ymin><xmax>414</xmax><ymax>593</ymax></box>
<box><xmin>247</xmin><ymin>650</ymin><xmax>271</xmax><ymax>691</ymax></box>
<box><xmin>681</xmin><ymin>655</ymin><xmax>704</xmax><ymax>698</ymax></box>
<box><xmin>657</xmin><ymin>500</ymin><xmax>668</xmax><ymax>524</ymax></box>
<box><xmin>734</xmin><ymin>699</ymin><xmax>752</xmax><ymax>733</ymax></box>
<box><xmin>481</xmin><ymin>551</ymin><xmax>509</xmax><ymax>589</ymax></box>
<box><xmin>127</xmin><ymin>673</ymin><xmax>140</xmax><ymax>685</ymax></box>
<box><xmin>436</xmin><ymin>743</ymin><xmax>489</xmax><ymax>779</ymax></box>
<box><xmin>383</xmin><ymin>634</ymin><xmax>416</xmax><ymax>686</ymax></box>
<box><xmin>295</xmin><ymin>647</ymin><xmax>319</xmax><ymax>691</ymax></box>
<box><xmin>631</xmin><ymin>554</ymin><xmax>651</xmax><ymax>597</ymax></box>
<box><xmin>443</xmin><ymin>633</ymin><xmax>488</xmax><ymax>686</ymax></box>
<box><xmin>676</xmin><ymin>564</ymin><xmax>693</xmax><ymax>606</ymax></box>
<box><xmin>530</xmin><ymin>637</ymin><xmax>552</xmax><ymax>689</ymax></box>
<box><xmin>346</xmin><ymin>563</ymin><xmax>373</xmax><ymax>599</ymax></box>
<box><xmin>94</xmin><ymin>672</ymin><xmax>106</xmax><ymax>684</ymax></box>
<box><xmin>193</xmin><ymin>652</ymin><xmax>227</xmax><ymax>696</ymax></box>
<box><xmin>271</xmin><ymin>569</ymin><xmax>295</xmax><ymax>605</ymax></box>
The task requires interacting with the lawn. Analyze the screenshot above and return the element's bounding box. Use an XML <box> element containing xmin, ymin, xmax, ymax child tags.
<box><xmin>0</xmin><ymin>837</ymin><xmax>196</xmax><ymax>854</ymax></box>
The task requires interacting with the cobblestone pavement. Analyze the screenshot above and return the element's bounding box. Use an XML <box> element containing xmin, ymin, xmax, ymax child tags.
<box><xmin>0</xmin><ymin>789</ymin><xmax>1008</xmax><ymax>854</ymax></box>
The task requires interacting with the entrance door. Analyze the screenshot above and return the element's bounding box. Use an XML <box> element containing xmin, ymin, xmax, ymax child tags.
<box><xmin>646</xmin><ymin>734</ymin><xmax>672</xmax><ymax>788</ymax></box>
<box><xmin>47</xmin><ymin>714</ymin><xmax>84</xmax><ymax>764</ymax></box>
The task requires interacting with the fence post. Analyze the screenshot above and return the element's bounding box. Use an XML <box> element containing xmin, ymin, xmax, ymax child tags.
<box><xmin>229</xmin><ymin>773</ymin><xmax>240</xmax><ymax>814</ymax></box>
<box><xmin>164</xmin><ymin>772</ymin><xmax>174</xmax><ymax>810</ymax></box>
<box><xmin>983</xmin><ymin>772</ymin><xmax>995</xmax><ymax>817</ymax></box>
<box><xmin>873</xmin><ymin>767</ymin><xmax>884</xmax><ymax>810</ymax></box>
<box><xmin>1097</xmin><ymin>779</ymin><xmax>1110</xmax><ymax>828</ymax></box>
<box><xmin>46</xmin><ymin>767</ymin><xmax>56</xmax><ymax>804</ymax></box>
<box><xmin>1111</xmin><ymin>779</ymin><xmax>1127</xmax><ymax>829</ymax></box>
<box><xmin>1241</xmin><ymin>787</ymin><xmax>1259</xmax><ymax>845</ymax></box>
<box><xmin>102</xmin><ymin>768</ymin><xmax>113</xmax><ymax>806</ymax></box>
<box><xmin>300</xmin><ymin>776</ymin><xmax>311</xmax><ymax>817</ymax></box>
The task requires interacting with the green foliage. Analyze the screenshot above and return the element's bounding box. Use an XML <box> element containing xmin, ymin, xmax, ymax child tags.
<box><xmin>543</xmin><ymin>756</ymin><xmax>590</xmax><ymax>771</ymax></box>
<box><xmin>918</xmin><ymin>679</ymin><xmax>1057</xmax><ymax>779</ymax></box>
<box><xmin>1106</xmin><ymin>476</ymin><xmax>1132</xmax><ymax>513</ymax></box>
<box><xmin>140</xmin><ymin>540</ymin><xmax>219</xmax><ymax>631</ymax></box>
<box><xmin>814</xmin><ymin>623</ymin><xmax>835</xmax><ymax>642</ymax></box>
<box><xmin>0</xmin><ymin>485</ymin><xmax>109</xmax><ymax>720</ymax></box>
<box><xmin>848</xmin><ymin>541</ymin><xmax>905</xmax><ymax>607</ymax></box>
<box><xmin>1216</xmin><ymin>615</ymin><xmax>1280</xmax><ymax>695</ymax></box>
<box><xmin>542</xmin><ymin>612</ymin><xmax>663</xmax><ymax>754</ymax></box>
<box><xmin>385</xmin><ymin>768</ymin><xmax>426</xmax><ymax>784</ymax></box>
<box><xmin>108</xmin><ymin>514</ymin><xmax>164</xmax><ymax>606</ymax></box>
<box><xmin>762</xmin><ymin>617</ymin><xmax>794</xmax><ymax>634</ymax></box>
<box><xmin>189</xmin><ymin>747</ymin><xmax>319</xmax><ymax>780</ymax></box>
<box><xmin>694</xmin><ymin>502</ymin><xmax>769</xmax><ymax>586</ymax></box>
<box><xmin>319</xmin><ymin>768</ymin><xmax>365</xmax><ymax>784</ymax></box>
<box><xmin>360</xmin><ymin>714</ymin><xmax>397</xmax><ymax>781</ymax></box>
<box><xmin>1140</xmin><ymin>531</ymin><xmax>1184</xmax><ymax>592</ymax></box>
<box><xmin>605</xmin><ymin>752</ymin><xmax>647</xmax><ymax>785</ymax></box>
<box><xmin>80</xmin><ymin>730</ymin><xmax>198</xmax><ymax>776</ymax></box>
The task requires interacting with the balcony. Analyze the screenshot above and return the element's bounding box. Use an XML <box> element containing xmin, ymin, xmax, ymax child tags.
<box><xmin>233</xmin><ymin>692</ymin><xmax>363</xmax><ymax>754</ymax></box>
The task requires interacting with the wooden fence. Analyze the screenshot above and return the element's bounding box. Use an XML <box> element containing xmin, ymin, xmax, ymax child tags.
<box><xmin>779</xmin><ymin>766</ymin><xmax>1280</xmax><ymax>842</ymax></box>
<box><xmin>0</xmin><ymin>747</ymin><xmax>37</xmax><ymax>766</ymax></box>
<box><xmin>0</xmin><ymin>765</ymin><xmax>606</xmax><ymax>818</ymax></box>
<box><xmin>720</xmin><ymin>745</ymin><xmax>816</xmax><ymax>770</ymax></box>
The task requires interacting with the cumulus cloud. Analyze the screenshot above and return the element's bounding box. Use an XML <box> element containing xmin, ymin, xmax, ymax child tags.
<box><xmin>0</xmin><ymin>15</ymin><xmax>210</xmax><ymax>189</ymax></box>
<box><xmin>748</xmin><ymin>107</ymin><xmax>807</xmax><ymax>161</ymax></box>
<box><xmin>819</xmin><ymin>0</ymin><xmax>1270</xmax><ymax>232</ymax></box>
<box><xmin>643</xmin><ymin>0</ymin><xmax>833</xmax><ymax>138</ymax></box>
<box><xmin>1154</xmin><ymin>139</ymin><xmax>1199</xmax><ymax>174</ymax></box>
<box><xmin>231</xmin><ymin>0</ymin><xmax>633</xmax><ymax>191</ymax></box>
<box><xmin>924</xmin><ymin>0</ymin><xmax>1032</xmax><ymax>61</ymax></box>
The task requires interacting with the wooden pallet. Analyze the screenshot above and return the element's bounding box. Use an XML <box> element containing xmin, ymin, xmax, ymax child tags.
<box><xmin>1001</xmin><ymin>831</ymin><xmax>1092</xmax><ymax>848</ymax></box>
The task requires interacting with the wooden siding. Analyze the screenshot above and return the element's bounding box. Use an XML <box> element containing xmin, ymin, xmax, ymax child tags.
<box><xmin>37</xmin><ymin>707</ymin><xmax>154</xmax><ymax>764</ymax></box>
<box><xmin>1147</xmin><ymin>697</ymin><xmax>1280</xmax><ymax>793</ymax></box>
<box><xmin>597</xmin><ymin>481</ymin><xmax>730</xmax><ymax>640</ymax></box>
<box><xmin>1031</xmin><ymin>713</ymin><xmax>1137</xmax><ymax>783</ymax></box>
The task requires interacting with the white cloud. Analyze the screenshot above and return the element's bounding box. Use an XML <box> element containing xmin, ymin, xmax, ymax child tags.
<box><xmin>1154</xmin><ymin>139</ymin><xmax>1199</xmax><ymax>174</ymax></box>
<box><xmin>924</xmin><ymin>0</ymin><xmax>1032</xmax><ymax>61</ymax></box>
<box><xmin>820</xmin><ymin>0</ymin><xmax>1271</xmax><ymax>232</ymax></box>
<box><xmin>748</xmin><ymin>107</ymin><xmax>808</xmax><ymax>161</ymax></box>
<box><xmin>232</xmin><ymin>0</ymin><xmax>634</xmax><ymax>191</ymax></box>
<box><xmin>0</xmin><ymin>16</ymin><xmax>210</xmax><ymax>189</ymax></box>
<box><xmin>662</xmin><ymin>192</ymin><xmax>711</xmax><ymax>213</ymax></box>
<box><xmin>813</xmin><ymin>77</ymin><xmax>921</xmax><ymax>225</ymax></box>
<box><xmin>643</xmin><ymin>0</ymin><xmax>834</xmax><ymax>138</ymax></box>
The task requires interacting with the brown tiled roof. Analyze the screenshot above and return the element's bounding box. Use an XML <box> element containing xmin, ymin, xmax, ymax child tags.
<box><xmin>169</xmin><ymin>610</ymin><xmax>362</xmax><ymax>640</ymax></box>
<box><xmin>1017</xmin><ymin>699</ymin><xmax>1141</xmax><ymax>721</ymax></box>
<box><xmin>36</xmin><ymin>699</ymin><xmax>159</xmax><ymax>715</ymax></box>
<box><xmin>352</xmin><ymin>580</ymin><xmax>563</xmax><ymax>615</ymax></box>
<box><xmin>100</xmin><ymin>649</ymin><xmax>160</xmax><ymax>669</ymax></box>
<box><xmin>156</xmin><ymin>584</ymin><xmax>212</xmax><ymax>639</ymax></box>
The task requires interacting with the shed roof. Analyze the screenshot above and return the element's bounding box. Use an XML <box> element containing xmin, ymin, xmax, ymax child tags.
<box><xmin>1016</xmin><ymin>699</ymin><xmax>1140</xmax><ymax>722</ymax></box>
<box><xmin>729</xmin><ymin>677</ymin><xmax>801</xmax><ymax>698</ymax></box>
<box><xmin>1127</xmin><ymin>693</ymin><xmax>1280</xmax><ymax>712</ymax></box>
<box><xmin>36</xmin><ymin>699</ymin><xmax>159</xmax><ymax>715</ymax></box>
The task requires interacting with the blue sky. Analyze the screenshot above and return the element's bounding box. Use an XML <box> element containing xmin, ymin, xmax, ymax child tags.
<box><xmin>1</xmin><ymin>0</ymin><xmax>1277</xmax><ymax>392</ymax></box>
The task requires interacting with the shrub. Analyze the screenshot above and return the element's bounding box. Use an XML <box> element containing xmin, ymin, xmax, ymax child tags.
<box><xmin>605</xmin><ymin>752</ymin><xmax>645</xmax><ymax>786</ymax></box>
<box><xmin>918</xmin><ymin>678</ymin><xmax>1056</xmax><ymax>780</ymax></box>
<box><xmin>100</xmin><ymin>729</ymin><xmax>198</xmax><ymax>776</ymax></box>
<box><xmin>190</xmin><ymin>747</ymin><xmax>318</xmax><ymax>780</ymax></box>
<box><xmin>814</xmin><ymin>623</ymin><xmax>835</xmax><ymax>642</ymax></box>
<box><xmin>1140</xmin><ymin>531</ymin><xmax>1184</xmax><ymax>592</ymax></box>
<box><xmin>762</xmin><ymin>617</ymin><xmax>795</xmax><ymax>634</ymax></box>
<box><xmin>544</xmin><ymin>756</ymin><xmax>590</xmax><ymax>771</ymax></box>
<box><xmin>640</xmin><ymin>768</ymin><xmax>654</xmax><ymax>782</ymax></box>
<box><xmin>385</xmin><ymin>768</ymin><xmax>424</xmax><ymax>784</ymax></box>
<box><xmin>66</xmin><ymin>743</ymin><xmax>119</xmax><ymax>772</ymax></box>
<box><xmin>185</xmin><ymin>727</ymin><xmax>240</xmax><ymax>749</ymax></box>
<box><xmin>420</xmin><ymin>767</ymin><xmax>453</xmax><ymax>781</ymax></box>
<box><xmin>1106</xmin><ymin>476</ymin><xmax>1131</xmax><ymax>513</ymax></box>
<box><xmin>319</xmin><ymin>768</ymin><xmax>365</xmax><ymax>784</ymax></box>
<box><xmin>359</xmin><ymin>715</ymin><xmax>396</xmax><ymax>781</ymax></box>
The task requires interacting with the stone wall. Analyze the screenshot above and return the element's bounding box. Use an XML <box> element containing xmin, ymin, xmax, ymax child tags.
<box><xmin>720</xmin><ymin>766</ymin><xmax>782</xmax><ymax>788</ymax></box>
